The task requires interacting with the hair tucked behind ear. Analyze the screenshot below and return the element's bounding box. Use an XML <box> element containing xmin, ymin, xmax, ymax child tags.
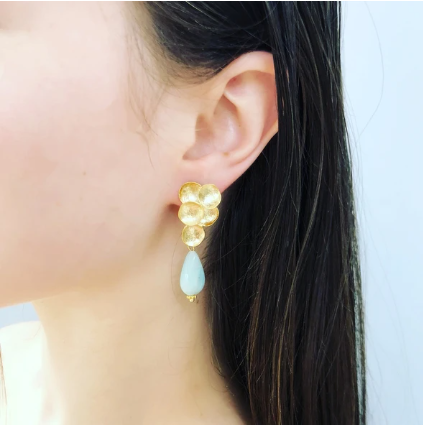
<box><xmin>131</xmin><ymin>2</ymin><xmax>364</xmax><ymax>424</ymax></box>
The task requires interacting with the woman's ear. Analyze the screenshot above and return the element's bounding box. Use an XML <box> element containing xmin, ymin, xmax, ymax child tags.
<box><xmin>177</xmin><ymin>50</ymin><xmax>278</xmax><ymax>195</ymax></box>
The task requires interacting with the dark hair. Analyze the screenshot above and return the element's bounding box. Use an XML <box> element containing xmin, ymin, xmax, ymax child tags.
<box><xmin>129</xmin><ymin>1</ymin><xmax>366</xmax><ymax>424</ymax></box>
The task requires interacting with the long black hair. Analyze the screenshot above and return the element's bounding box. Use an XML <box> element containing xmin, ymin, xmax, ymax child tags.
<box><xmin>129</xmin><ymin>1</ymin><xmax>366</xmax><ymax>424</ymax></box>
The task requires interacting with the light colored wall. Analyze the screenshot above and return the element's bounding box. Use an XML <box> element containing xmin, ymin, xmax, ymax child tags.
<box><xmin>343</xmin><ymin>2</ymin><xmax>422</xmax><ymax>424</ymax></box>
<box><xmin>1</xmin><ymin>2</ymin><xmax>422</xmax><ymax>424</ymax></box>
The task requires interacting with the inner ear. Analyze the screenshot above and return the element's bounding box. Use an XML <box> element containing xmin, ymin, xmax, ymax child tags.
<box><xmin>182</xmin><ymin>114</ymin><xmax>214</xmax><ymax>160</ymax></box>
<box><xmin>183</xmin><ymin>94</ymin><xmax>240</xmax><ymax>161</ymax></box>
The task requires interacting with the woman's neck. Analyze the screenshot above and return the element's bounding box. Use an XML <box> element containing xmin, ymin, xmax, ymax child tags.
<box><xmin>28</xmin><ymin>235</ymin><xmax>241</xmax><ymax>424</ymax></box>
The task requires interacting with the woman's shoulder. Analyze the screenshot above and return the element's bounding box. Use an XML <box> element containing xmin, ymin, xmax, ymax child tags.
<box><xmin>0</xmin><ymin>320</ymin><xmax>42</xmax><ymax>424</ymax></box>
<box><xmin>0</xmin><ymin>320</ymin><xmax>41</xmax><ymax>368</ymax></box>
<box><xmin>0</xmin><ymin>320</ymin><xmax>41</xmax><ymax>375</ymax></box>
<box><xmin>0</xmin><ymin>320</ymin><xmax>41</xmax><ymax>345</ymax></box>
<box><xmin>0</xmin><ymin>320</ymin><xmax>41</xmax><ymax>381</ymax></box>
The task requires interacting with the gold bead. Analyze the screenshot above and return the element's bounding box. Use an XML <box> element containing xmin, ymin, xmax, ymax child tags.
<box><xmin>182</xmin><ymin>225</ymin><xmax>205</xmax><ymax>247</ymax></box>
<box><xmin>179</xmin><ymin>182</ymin><xmax>201</xmax><ymax>204</ymax></box>
<box><xmin>198</xmin><ymin>207</ymin><xmax>219</xmax><ymax>227</ymax></box>
<box><xmin>178</xmin><ymin>202</ymin><xmax>205</xmax><ymax>226</ymax></box>
<box><xmin>186</xmin><ymin>295</ymin><xmax>197</xmax><ymax>303</ymax></box>
<box><xmin>198</xmin><ymin>184</ymin><xmax>221</xmax><ymax>209</ymax></box>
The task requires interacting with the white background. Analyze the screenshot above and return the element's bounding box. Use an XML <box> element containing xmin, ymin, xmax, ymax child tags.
<box><xmin>1</xmin><ymin>2</ymin><xmax>422</xmax><ymax>424</ymax></box>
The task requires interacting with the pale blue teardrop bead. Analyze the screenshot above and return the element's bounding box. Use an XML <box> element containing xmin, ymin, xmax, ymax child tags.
<box><xmin>180</xmin><ymin>251</ymin><xmax>205</xmax><ymax>296</ymax></box>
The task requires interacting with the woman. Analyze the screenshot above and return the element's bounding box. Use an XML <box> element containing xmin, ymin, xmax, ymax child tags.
<box><xmin>0</xmin><ymin>1</ymin><xmax>366</xmax><ymax>424</ymax></box>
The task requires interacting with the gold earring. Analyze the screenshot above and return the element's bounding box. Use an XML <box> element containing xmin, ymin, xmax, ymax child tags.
<box><xmin>178</xmin><ymin>182</ymin><xmax>221</xmax><ymax>302</ymax></box>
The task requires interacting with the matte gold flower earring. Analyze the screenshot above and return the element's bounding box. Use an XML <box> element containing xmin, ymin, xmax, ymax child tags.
<box><xmin>178</xmin><ymin>182</ymin><xmax>221</xmax><ymax>302</ymax></box>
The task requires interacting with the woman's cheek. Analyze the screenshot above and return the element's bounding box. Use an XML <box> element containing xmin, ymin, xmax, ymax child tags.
<box><xmin>0</xmin><ymin>34</ymin><xmax>150</xmax><ymax>305</ymax></box>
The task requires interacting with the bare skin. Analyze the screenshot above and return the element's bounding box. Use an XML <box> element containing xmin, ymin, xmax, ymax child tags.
<box><xmin>0</xmin><ymin>319</ymin><xmax>245</xmax><ymax>425</ymax></box>
<box><xmin>0</xmin><ymin>2</ymin><xmax>277</xmax><ymax>424</ymax></box>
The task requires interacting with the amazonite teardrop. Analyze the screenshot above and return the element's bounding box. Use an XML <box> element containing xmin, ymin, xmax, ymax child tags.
<box><xmin>180</xmin><ymin>251</ymin><xmax>205</xmax><ymax>296</ymax></box>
